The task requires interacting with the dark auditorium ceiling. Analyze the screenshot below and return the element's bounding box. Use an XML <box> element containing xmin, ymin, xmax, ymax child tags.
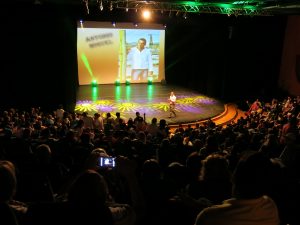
<box><xmin>7</xmin><ymin>0</ymin><xmax>300</xmax><ymax>16</ymax></box>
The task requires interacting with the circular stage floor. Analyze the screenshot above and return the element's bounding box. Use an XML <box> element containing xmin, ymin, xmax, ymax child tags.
<box><xmin>75</xmin><ymin>83</ymin><xmax>225</xmax><ymax>125</ymax></box>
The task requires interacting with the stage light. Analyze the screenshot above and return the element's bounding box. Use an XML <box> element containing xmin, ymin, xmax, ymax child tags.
<box><xmin>112</xmin><ymin>21</ymin><xmax>116</xmax><ymax>27</ymax></box>
<box><xmin>91</xmin><ymin>80</ymin><xmax>97</xmax><ymax>87</ymax></box>
<box><xmin>148</xmin><ymin>77</ymin><xmax>153</xmax><ymax>85</ymax></box>
<box><xmin>142</xmin><ymin>9</ymin><xmax>151</xmax><ymax>20</ymax></box>
<box><xmin>134</xmin><ymin>23</ymin><xmax>138</xmax><ymax>27</ymax></box>
<box><xmin>115</xmin><ymin>79</ymin><xmax>120</xmax><ymax>86</ymax></box>
<box><xmin>34</xmin><ymin>0</ymin><xmax>42</xmax><ymax>5</ymax></box>
<box><xmin>83</xmin><ymin>0</ymin><xmax>89</xmax><ymax>14</ymax></box>
<box><xmin>79</xmin><ymin>20</ymin><xmax>84</xmax><ymax>28</ymax></box>
<box><xmin>183</xmin><ymin>12</ymin><xmax>187</xmax><ymax>19</ymax></box>
<box><xmin>125</xmin><ymin>79</ymin><xmax>130</xmax><ymax>86</ymax></box>
<box><xmin>99</xmin><ymin>0</ymin><xmax>103</xmax><ymax>11</ymax></box>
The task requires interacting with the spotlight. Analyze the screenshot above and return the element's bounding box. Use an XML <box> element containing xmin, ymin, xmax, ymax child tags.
<box><xmin>115</xmin><ymin>79</ymin><xmax>120</xmax><ymax>86</ymax></box>
<box><xmin>112</xmin><ymin>21</ymin><xmax>116</xmax><ymax>27</ymax></box>
<box><xmin>126</xmin><ymin>1</ymin><xmax>129</xmax><ymax>12</ymax></box>
<box><xmin>183</xmin><ymin>12</ymin><xmax>187</xmax><ymax>19</ymax></box>
<box><xmin>91</xmin><ymin>80</ymin><xmax>97</xmax><ymax>87</ymax></box>
<box><xmin>125</xmin><ymin>79</ymin><xmax>130</xmax><ymax>86</ymax></box>
<box><xmin>134</xmin><ymin>23</ymin><xmax>138</xmax><ymax>27</ymax></box>
<box><xmin>99</xmin><ymin>0</ymin><xmax>103</xmax><ymax>11</ymax></box>
<box><xmin>148</xmin><ymin>77</ymin><xmax>153</xmax><ymax>85</ymax></box>
<box><xmin>83</xmin><ymin>0</ymin><xmax>89</xmax><ymax>14</ymax></box>
<box><xmin>79</xmin><ymin>19</ymin><xmax>84</xmax><ymax>28</ymax></box>
<box><xmin>142</xmin><ymin>9</ymin><xmax>151</xmax><ymax>20</ymax></box>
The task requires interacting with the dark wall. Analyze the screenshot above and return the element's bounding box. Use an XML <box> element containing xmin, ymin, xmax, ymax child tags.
<box><xmin>0</xmin><ymin>3</ymin><xmax>287</xmax><ymax>111</ymax></box>
<box><xmin>0</xmin><ymin>3</ymin><xmax>78</xmax><ymax>111</ymax></box>
<box><xmin>279</xmin><ymin>16</ymin><xmax>300</xmax><ymax>96</ymax></box>
<box><xmin>165</xmin><ymin>15</ymin><xmax>287</xmax><ymax>101</ymax></box>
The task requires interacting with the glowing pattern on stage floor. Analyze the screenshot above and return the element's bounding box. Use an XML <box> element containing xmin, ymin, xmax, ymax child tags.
<box><xmin>75</xmin><ymin>84</ymin><xmax>224</xmax><ymax>124</ymax></box>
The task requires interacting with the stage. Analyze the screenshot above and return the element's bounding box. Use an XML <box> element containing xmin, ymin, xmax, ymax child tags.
<box><xmin>74</xmin><ymin>83</ymin><xmax>225</xmax><ymax>125</ymax></box>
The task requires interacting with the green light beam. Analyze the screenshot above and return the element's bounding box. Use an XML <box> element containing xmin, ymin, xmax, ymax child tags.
<box><xmin>81</xmin><ymin>53</ymin><xmax>94</xmax><ymax>78</ymax></box>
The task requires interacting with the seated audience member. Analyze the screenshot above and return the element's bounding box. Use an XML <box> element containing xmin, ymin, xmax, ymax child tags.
<box><xmin>25</xmin><ymin>168</ymin><xmax>136</xmax><ymax>225</ymax></box>
<box><xmin>16</xmin><ymin>144</ymin><xmax>55</xmax><ymax>202</ymax></box>
<box><xmin>195</xmin><ymin>152</ymin><xmax>280</xmax><ymax>225</ymax></box>
<box><xmin>247</xmin><ymin>99</ymin><xmax>262</xmax><ymax>115</ymax></box>
<box><xmin>0</xmin><ymin>161</ymin><xmax>19</xmax><ymax>225</ymax></box>
<box><xmin>187</xmin><ymin>153</ymin><xmax>232</xmax><ymax>205</ymax></box>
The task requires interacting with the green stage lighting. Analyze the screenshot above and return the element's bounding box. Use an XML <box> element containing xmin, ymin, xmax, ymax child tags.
<box><xmin>115</xmin><ymin>79</ymin><xmax>120</xmax><ymax>86</ymax></box>
<box><xmin>91</xmin><ymin>80</ymin><xmax>97</xmax><ymax>87</ymax></box>
<box><xmin>148</xmin><ymin>77</ymin><xmax>153</xmax><ymax>85</ymax></box>
<box><xmin>125</xmin><ymin>79</ymin><xmax>131</xmax><ymax>86</ymax></box>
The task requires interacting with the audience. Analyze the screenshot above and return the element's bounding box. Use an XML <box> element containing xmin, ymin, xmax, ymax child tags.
<box><xmin>0</xmin><ymin>95</ymin><xmax>299</xmax><ymax>225</ymax></box>
<box><xmin>195</xmin><ymin>151</ymin><xmax>280</xmax><ymax>225</ymax></box>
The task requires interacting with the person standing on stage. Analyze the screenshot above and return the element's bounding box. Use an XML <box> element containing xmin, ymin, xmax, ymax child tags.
<box><xmin>169</xmin><ymin>91</ymin><xmax>177</xmax><ymax>118</ymax></box>
<box><xmin>127</xmin><ymin>38</ymin><xmax>153</xmax><ymax>82</ymax></box>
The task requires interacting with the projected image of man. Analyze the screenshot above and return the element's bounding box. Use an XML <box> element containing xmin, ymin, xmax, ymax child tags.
<box><xmin>127</xmin><ymin>38</ymin><xmax>153</xmax><ymax>82</ymax></box>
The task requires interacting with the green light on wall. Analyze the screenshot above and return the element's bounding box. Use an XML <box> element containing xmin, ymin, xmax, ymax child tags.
<box><xmin>92</xmin><ymin>80</ymin><xmax>97</xmax><ymax>87</ymax></box>
<box><xmin>115</xmin><ymin>79</ymin><xmax>120</xmax><ymax>86</ymax></box>
<box><xmin>125</xmin><ymin>79</ymin><xmax>130</xmax><ymax>86</ymax></box>
<box><xmin>92</xmin><ymin>86</ymin><xmax>98</xmax><ymax>102</ymax></box>
<box><xmin>126</xmin><ymin>85</ymin><xmax>131</xmax><ymax>101</ymax></box>
<box><xmin>147</xmin><ymin>84</ymin><xmax>153</xmax><ymax>101</ymax></box>
<box><xmin>148</xmin><ymin>77</ymin><xmax>153</xmax><ymax>85</ymax></box>
<box><xmin>115</xmin><ymin>85</ymin><xmax>121</xmax><ymax>102</ymax></box>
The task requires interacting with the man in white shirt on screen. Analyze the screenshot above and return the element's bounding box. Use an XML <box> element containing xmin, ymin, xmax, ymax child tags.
<box><xmin>127</xmin><ymin>38</ymin><xmax>153</xmax><ymax>82</ymax></box>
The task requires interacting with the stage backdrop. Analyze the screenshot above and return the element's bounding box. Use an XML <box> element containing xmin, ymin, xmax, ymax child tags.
<box><xmin>77</xmin><ymin>22</ymin><xmax>165</xmax><ymax>84</ymax></box>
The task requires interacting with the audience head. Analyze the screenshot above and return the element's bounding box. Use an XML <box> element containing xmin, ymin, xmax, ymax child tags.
<box><xmin>151</xmin><ymin>117</ymin><xmax>157</xmax><ymax>124</ymax></box>
<box><xmin>0</xmin><ymin>161</ymin><xmax>17</xmax><ymax>203</ymax></box>
<box><xmin>68</xmin><ymin>170</ymin><xmax>108</xmax><ymax>206</ymax></box>
<box><xmin>200</xmin><ymin>153</ymin><xmax>231</xmax><ymax>181</ymax></box>
<box><xmin>142</xmin><ymin>159</ymin><xmax>161</xmax><ymax>180</ymax></box>
<box><xmin>232</xmin><ymin>151</ymin><xmax>275</xmax><ymax>199</ymax></box>
<box><xmin>34</xmin><ymin>144</ymin><xmax>52</xmax><ymax>165</ymax></box>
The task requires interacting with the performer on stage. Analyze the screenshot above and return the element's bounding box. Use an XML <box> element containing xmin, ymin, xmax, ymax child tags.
<box><xmin>169</xmin><ymin>91</ymin><xmax>177</xmax><ymax>118</ymax></box>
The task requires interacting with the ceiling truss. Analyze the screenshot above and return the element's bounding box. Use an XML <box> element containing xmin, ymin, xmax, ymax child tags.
<box><xmin>81</xmin><ymin>0</ymin><xmax>300</xmax><ymax>16</ymax></box>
